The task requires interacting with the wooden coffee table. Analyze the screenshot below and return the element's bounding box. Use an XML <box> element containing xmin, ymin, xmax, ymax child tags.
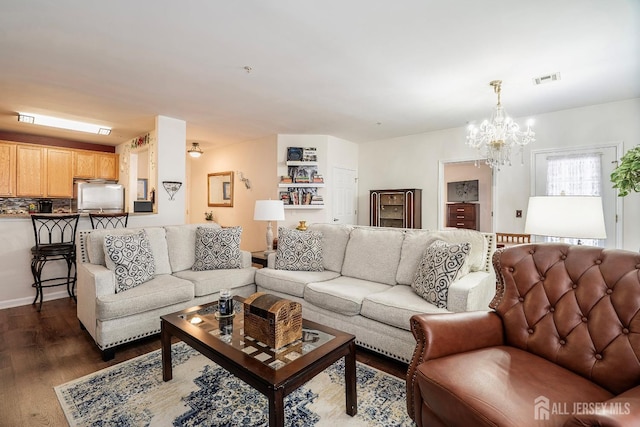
<box><xmin>161</xmin><ymin>296</ymin><xmax>357</xmax><ymax>427</ymax></box>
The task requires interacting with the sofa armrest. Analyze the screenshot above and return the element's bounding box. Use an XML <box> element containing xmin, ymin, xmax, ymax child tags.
<box><xmin>77</xmin><ymin>263</ymin><xmax>116</xmax><ymax>340</ymax></box>
<box><xmin>565</xmin><ymin>386</ymin><xmax>640</xmax><ymax>427</ymax></box>
<box><xmin>267</xmin><ymin>252</ymin><xmax>276</xmax><ymax>269</ymax></box>
<box><xmin>406</xmin><ymin>311</ymin><xmax>504</xmax><ymax>422</ymax></box>
<box><xmin>240</xmin><ymin>250</ymin><xmax>251</xmax><ymax>268</ymax></box>
<box><xmin>447</xmin><ymin>270</ymin><xmax>496</xmax><ymax>312</ymax></box>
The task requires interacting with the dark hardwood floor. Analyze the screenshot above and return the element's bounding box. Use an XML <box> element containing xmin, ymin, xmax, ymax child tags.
<box><xmin>0</xmin><ymin>297</ymin><xmax>408</xmax><ymax>426</ymax></box>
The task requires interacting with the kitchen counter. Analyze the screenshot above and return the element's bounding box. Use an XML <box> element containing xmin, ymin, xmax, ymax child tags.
<box><xmin>0</xmin><ymin>212</ymin><xmax>156</xmax><ymax>219</ymax></box>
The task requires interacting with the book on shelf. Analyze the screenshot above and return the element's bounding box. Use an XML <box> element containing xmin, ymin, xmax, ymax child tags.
<box><xmin>280</xmin><ymin>176</ymin><xmax>293</xmax><ymax>183</ymax></box>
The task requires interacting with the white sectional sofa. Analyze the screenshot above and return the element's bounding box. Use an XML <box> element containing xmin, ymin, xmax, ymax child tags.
<box><xmin>77</xmin><ymin>221</ymin><xmax>496</xmax><ymax>364</ymax></box>
<box><xmin>256</xmin><ymin>224</ymin><xmax>496</xmax><ymax>363</ymax></box>
<box><xmin>76</xmin><ymin>223</ymin><xmax>257</xmax><ymax>360</ymax></box>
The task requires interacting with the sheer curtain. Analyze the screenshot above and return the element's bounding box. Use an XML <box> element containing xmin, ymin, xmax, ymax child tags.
<box><xmin>545</xmin><ymin>153</ymin><xmax>603</xmax><ymax>246</ymax></box>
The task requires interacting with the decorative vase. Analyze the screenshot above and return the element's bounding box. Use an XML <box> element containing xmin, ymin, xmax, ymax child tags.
<box><xmin>296</xmin><ymin>221</ymin><xmax>307</xmax><ymax>231</ymax></box>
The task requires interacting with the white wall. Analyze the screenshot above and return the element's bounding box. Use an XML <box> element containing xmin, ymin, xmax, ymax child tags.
<box><xmin>358</xmin><ymin>98</ymin><xmax>640</xmax><ymax>251</ymax></box>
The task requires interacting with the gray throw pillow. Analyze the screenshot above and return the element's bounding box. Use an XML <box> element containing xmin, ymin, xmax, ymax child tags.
<box><xmin>192</xmin><ymin>226</ymin><xmax>242</xmax><ymax>271</ymax></box>
<box><xmin>104</xmin><ymin>230</ymin><xmax>156</xmax><ymax>293</ymax></box>
<box><xmin>411</xmin><ymin>240</ymin><xmax>470</xmax><ymax>309</ymax></box>
<box><xmin>275</xmin><ymin>227</ymin><xmax>324</xmax><ymax>272</ymax></box>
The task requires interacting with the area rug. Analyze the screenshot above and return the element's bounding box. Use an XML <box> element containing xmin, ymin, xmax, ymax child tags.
<box><xmin>55</xmin><ymin>342</ymin><xmax>414</xmax><ymax>426</ymax></box>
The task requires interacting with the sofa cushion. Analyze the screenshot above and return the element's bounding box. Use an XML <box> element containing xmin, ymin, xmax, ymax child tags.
<box><xmin>165</xmin><ymin>223</ymin><xmax>222</xmax><ymax>272</ymax></box>
<box><xmin>361</xmin><ymin>285</ymin><xmax>449</xmax><ymax>331</ymax></box>
<box><xmin>192</xmin><ymin>226</ymin><xmax>242</xmax><ymax>270</ymax></box>
<box><xmin>412</xmin><ymin>240</ymin><xmax>470</xmax><ymax>309</ymax></box>
<box><xmin>417</xmin><ymin>346</ymin><xmax>613</xmax><ymax>426</ymax></box>
<box><xmin>307</xmin><ymin>223</ymin><xmax>353</xmax><ymax>272</ymax></box>
<box><xmin>255</xmin><ymin>268</ymin><xmax>340</xmax><ymax>298</ymax></box>
<box><xmin>87</xmin><ymin>227</ymin><xmax>172</xmax><ymax>275</ymax></box>
<box><xmin>304</xmin><ymin>276</ymin><xmax>391</xmax><ymax>316</ymax></box>
<box><xmin>275</xmin><ymin>227</ymin><xmax>324</xmax><ymax>271</ymax></box>
<box><xmin>341</xmin><ymin>227</ymin><xmax>404</xmax><ymax>285</ymax></box>
<box><xmin>104</xmin><ymin>230</ymin><xmax>156</xmax><ymax>293</ymax></box>
<box><xmin>174</xmin><ymin>268</ymin><xmax>255</xmax><ymax>297</ymax></box>
<box><xmin>96</xmin><ymin>274</ymin><xmax>194</xmax><ymax>321</ymax></box>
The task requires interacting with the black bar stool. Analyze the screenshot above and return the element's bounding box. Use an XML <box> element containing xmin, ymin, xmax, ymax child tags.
<box><xmin>89</xmin><ymin>212</ymin><xmax>129</xmax><ymax>229</ymax></box>
<box><xmin>30</xmin><ymin>214</ymin><xmax>80</xmax><ymax>311</ymax></box>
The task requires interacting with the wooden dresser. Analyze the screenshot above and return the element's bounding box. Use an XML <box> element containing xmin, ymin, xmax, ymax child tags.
<box><xmin>446</xmin><ymin>203</ymin><xmax>479</xmax><ymax>230</ymax></box>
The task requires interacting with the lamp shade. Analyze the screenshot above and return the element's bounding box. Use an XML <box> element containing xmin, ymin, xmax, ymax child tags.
<box><xmin>524</xmin><ymin>196</ymin><xmax>606</xmax><ymax>239</ymax></box>
<box><xmin>253</xmin><ymin>200</ymin><xmax>285</xmax><ymax>221</ymax></box>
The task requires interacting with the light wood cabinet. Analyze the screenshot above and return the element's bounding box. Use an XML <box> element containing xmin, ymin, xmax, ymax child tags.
<box><xmin>16</xmin><ymin>145</ymin><xmax>74</xmax><ymax>198</ymax></box>
<box><xmin>73</xmin><ymin>150</ymin><xmax>97</xmax><ymax>178</ymax></box>
<box><xmin>73</xmin><ymin>151</ymin><xmax>118</xmax><ymax>181</ymax></box>
<box><xmin>446</xmin><ymin>203</ymin><xmax>479</xmax><ymax>230</ymax></box>
<box><xmin>96</xmin><ymin>153</ymin><xmax>118</xmax><ymax>180</ymax></box>
<box><xmin>46</xmin><ymin>148</ymin><xmax>73</xmax><ymax>198</ymax></box>
<box><xmin>16</xmin><ymin>145</ymin><xmax>45</xmax><ymax>197</ymax></box>
<box><xmin>0</xmin><ymin>141</ymin><xmax>17</xmax><ymax>196</ymax></box>
<box><xmin>370</xmin><ymin>189</ymin><xmax>422</xmax><ymax>228</ymax></box>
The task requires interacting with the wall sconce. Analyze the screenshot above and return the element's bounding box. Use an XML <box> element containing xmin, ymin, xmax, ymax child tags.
<box><xmin>187</xmin><ymin>142</ymin><xmax>203</xmax><ymax>158</ymax></box>
<box><xmin>237</xmin><ymin>171</ymin><xmax>251</xmax><ymax>189</ymax></box>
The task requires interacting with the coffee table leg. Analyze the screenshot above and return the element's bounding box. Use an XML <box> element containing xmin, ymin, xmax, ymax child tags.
<box><xmin>161</xmin><ymin>320</ymin><xmax>173</xmax><ymax>381</ymax></box>
<box><xmin>345</xmin><ymin>340</ymin><xmax>357</xmax><ymax>416</ymax></box>
<box><xmin>268</xmin><ymin>388</ymin><xmax>285</xmax><ymax>427</ymax></box>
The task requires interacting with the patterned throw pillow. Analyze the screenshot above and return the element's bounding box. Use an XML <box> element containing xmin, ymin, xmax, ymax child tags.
<box><xmin>411</xmin><ymin>240</ymin><xmax>470</xmax><ymax>309</ymax></box>
<box><xmin>192</xmin><ymin>226</ymin><xmax>242</xmax><ymax>271</ymax></box>
<box><xmin>275</xmin><ymin>227</ymin><xmax>324</xmax><ymax>272</ymax></box>
<box><xmin>104</xmin><ymin>230</ymin><xmax>156</xmax><ymax>293</ymax></box>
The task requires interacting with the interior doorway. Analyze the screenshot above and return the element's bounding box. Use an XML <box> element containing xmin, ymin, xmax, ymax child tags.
<box><xmin>439</xmin><ymin>160</ymin><xmax>494</xmax><ymax>232</ymax></box>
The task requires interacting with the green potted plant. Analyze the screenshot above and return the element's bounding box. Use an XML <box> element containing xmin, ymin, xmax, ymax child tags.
<box><xmin>611</xmin><ymin>145</ymin><xmax>640</xmax><ymax>197</ymax></box>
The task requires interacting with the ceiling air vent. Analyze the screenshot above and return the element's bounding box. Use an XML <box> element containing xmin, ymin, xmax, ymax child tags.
<box><xmin>533</xmin><ymin>72</ymin><xmax>561</xmax><ymax>85</ymax></box>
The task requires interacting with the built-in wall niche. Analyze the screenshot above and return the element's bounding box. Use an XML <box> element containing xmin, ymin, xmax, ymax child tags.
<box><xmin>123</xmin><ymin>132</ymin><xmax>157</xmax><ymax>212</ymax></box>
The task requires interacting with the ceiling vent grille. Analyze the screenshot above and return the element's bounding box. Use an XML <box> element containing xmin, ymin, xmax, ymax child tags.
<box><xmin>533</xmin><ymin>72</ymin><xmax>561</xmax><ymax>85</ymax></box>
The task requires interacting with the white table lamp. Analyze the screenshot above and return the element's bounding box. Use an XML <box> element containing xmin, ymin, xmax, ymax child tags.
<box><xmin>524</xmin><ymin>196</ymin><xmax>606</xmax><ymax>243</ymax></box>
<box><xmin>254</xmin><ymin>200</ymin><xmax>285</xmax><ymax>253</ymax></box>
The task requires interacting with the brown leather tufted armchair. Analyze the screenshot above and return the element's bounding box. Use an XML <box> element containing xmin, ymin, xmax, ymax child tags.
<box><xmin>406</xmin><ymin>243</ymin><xmax>640</xmax><ymax>427</ymax></box>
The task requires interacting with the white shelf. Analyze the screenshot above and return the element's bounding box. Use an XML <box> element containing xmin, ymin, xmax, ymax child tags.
<box><xmin>284</xmin><ymin>205</ymin><xmax>324</xmax><ymax>210</ymax></box>
<box><xmin>286</xmin><ymin>161</ymin><xmax>318</xmax><ymax>166</ymax></box>
<box><xmin>279</xmin><ymin>183</ymin><xmax>325</xmax><ymax>188</ymax></box>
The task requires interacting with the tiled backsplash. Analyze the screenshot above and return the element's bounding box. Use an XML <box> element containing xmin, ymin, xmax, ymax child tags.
<box><xmin>0</xmin><ymin>198</ymin><xmax>73</xmax><ymax>215</ymax></box>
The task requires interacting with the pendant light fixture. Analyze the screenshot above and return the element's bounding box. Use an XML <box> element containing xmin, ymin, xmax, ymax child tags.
<box><xmin>187</xmin><ymin>142</ymin><xmax>203</xmax><ymax>158</ymax></box>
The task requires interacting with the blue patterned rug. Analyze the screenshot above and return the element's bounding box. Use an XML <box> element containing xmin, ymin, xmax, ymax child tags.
<box><xmin>55</xmin><ymin>342</ymin><xmax>414</xmax><ymax>426</ymax></box>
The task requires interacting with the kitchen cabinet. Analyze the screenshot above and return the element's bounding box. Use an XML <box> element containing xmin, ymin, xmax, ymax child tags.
<box><xmin>16</xmin><ymin>145</ymin><xmax>73</xmax><ymax>198</ymax></box>
<box><xmin>73</xmin><ymin>150</ymin><xmax>97</xmax><ymax>178</ymax></box>
<box><xmin>96</xmin><ymin>153</ymin><xmax>118</xmax><ymax>180</ymax></box>
<box><xmin>16</xmin><ymin>144</ymin><xmax>45</xmax><ymax>197</ymax></box>
<box><xmin>0</xmin><ymin>141</ymin><xmax>16</xmax><ymax>196</ymax></box>
<box><xmin>370</xmin><ymin>189</ymin><xmax>422</xmax><ymax>228</ymax></box>
<box><xmin>46</xmin><ymin>148</ymin><xmax>73</xmax><ymax>198</ymax></box>
<box><xmin>73</xmin><ymin>151</ymin><xmax>119</xmax><ymax>181</ymax></box>
<box><xmin>446</xmin><ymin>203</ymin><xmax>479</xmax><ymax>230</ymax></box>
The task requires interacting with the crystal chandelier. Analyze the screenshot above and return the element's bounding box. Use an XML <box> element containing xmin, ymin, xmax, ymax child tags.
<box><xmin>466</xmin><ymin>80</ymin><xmax>535</xmax><ymax>169</ymax></box>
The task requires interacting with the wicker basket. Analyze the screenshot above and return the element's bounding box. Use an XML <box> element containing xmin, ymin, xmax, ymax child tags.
<box><xmin>243</xmin><ymin>292</ymin><xmax>302</xmax><ymax>349</ymax></box>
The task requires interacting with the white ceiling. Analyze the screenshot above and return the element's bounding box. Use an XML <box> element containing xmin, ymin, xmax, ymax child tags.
<box><xmin>0</xmin><ymin>1</ymin><xmax>638</xmax><ymax>149</ymax></box>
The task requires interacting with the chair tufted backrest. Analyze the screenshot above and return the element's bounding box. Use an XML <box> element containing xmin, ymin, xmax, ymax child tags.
<box><xmin>491</xmin><ymin>243</ymin><xmax>640</xmax><ymax>395</ymax></box>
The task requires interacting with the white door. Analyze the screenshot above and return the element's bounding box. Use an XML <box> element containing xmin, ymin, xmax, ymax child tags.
<box><xmin>532</xmin><ymin>144</ymin><xmax>620</xmax><ymax>248</ymax></box>
<box><xmin>332</xmin><ymin>167</ymin><xmax>357</xmax><ymax>224</ymax></box>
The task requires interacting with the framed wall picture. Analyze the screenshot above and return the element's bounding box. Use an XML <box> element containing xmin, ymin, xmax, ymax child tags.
<box><xmin>137</xmin><ymin>179</ymin><xmax>148</xmax><ymax>200</ymax></box>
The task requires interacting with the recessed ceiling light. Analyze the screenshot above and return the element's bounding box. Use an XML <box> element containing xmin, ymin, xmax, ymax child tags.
<box><xmin>17</xmin><ymin>112</ymin><xmax>111</xmax><ymax>135</ymax></box>
<box><xmin>533</xmin><ymin>72</ymin><xmax>561</xmax><ymax>85</ymax></box>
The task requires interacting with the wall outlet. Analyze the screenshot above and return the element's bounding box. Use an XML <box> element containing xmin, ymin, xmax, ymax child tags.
<box><xmin>516</xmin><ymin>210</ymin><xmax>522</xmax><ymax>218</ymax></box>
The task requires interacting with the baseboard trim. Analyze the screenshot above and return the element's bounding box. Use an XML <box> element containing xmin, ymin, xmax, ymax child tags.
<box><xmin>0</xmin><ymin>290</ymin><xmax>71</xmax><ymax>310</ymax></box>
